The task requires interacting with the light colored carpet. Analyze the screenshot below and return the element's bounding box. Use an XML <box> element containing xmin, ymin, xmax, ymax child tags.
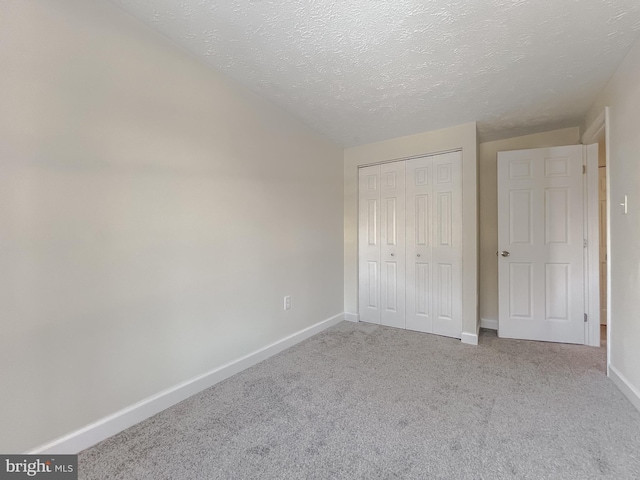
<box><xmin>79</xmin><ymin>322</ymin><xmax>640</xmax><ymax>479</ymax></box>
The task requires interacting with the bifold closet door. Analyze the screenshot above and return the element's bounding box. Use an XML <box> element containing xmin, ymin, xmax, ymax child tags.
<box><xmin>358</xmin><ymin>162</ymin><xmax>406</xmax><ymax>327</ymax></box>
<box><xmin>405</xmin><ymin>152</ymin><xmax>462</xmax><ymax>338</ymax></box>
<box><xmin>358</xmin><ymin>165</ymin><xmax>381</xmax><ymax>324</ymax></box>
<box><xmin>405</xmin><ymin>156</ymin><xmax>433</xmax><ymax>333</ymax></box>
<box><xmin>379</xmin><ymin>162</ymin><xmax>406</xmax><ymax>328</ymax></box>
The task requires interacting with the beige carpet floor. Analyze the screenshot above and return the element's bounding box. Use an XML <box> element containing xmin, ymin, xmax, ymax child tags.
<box><xmin>79</xmin><ymin>322</ymin><xmax>640</xmax><ymax>479</ymax></box>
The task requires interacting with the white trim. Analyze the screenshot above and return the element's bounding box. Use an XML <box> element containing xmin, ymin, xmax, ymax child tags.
<box><xmin>461</xmin><ymin>322</ymin><xmax>480</xmax><ymax>345</ymax></box>
<box><xmin>604</xmin><ymin>107</ymin><xmax>611</xmax><ymax>370</ymax></box>
<box><xmin>609</xmin><ymin>364</ymin><xmax>640</xmax><ymax>413</ymax></box>
<box><xmin>461</xmin><ymin>332</ymin><xmax>478</xmax><ymax>345</ymax></box>
<box><xmin>480</xmin><ymin>318</ymin><xmax>498</xmax><ymax>330</ymax></box>
<box><xmin>585</xmin><ymin>144</ymin><xmax>600</xmax><ymax>346</ymax></box>
<box><xmin>582</xmin><ymin>110</ymin><xmax>606</xmax><ymax>144</ymax></box>
<box><xmin>344</xmin><ymin>312</ymin><xmax>359</xmax><ymax>322</ymax></box>
<box><xmin>28</xmin><ymin>313</ymin><xmax>345</xmax><ymax>454</ymax></box>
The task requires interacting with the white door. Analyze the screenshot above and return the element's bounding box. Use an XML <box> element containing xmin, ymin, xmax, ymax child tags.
<box><xmin>358</xmin><ymin>152</ymin><xmax>461</xmax><ymax>338</ymax></box>
<box><xmin>358</xmin><ymin>163</ymin><xmax>406</xmax><ymax>326</ymax></box>
<box><xmin>405</xmin><ymin>156</ymin><xmax>432</xmax><ymax>333</ymax></box>
<box><xmin>405</xmin><ymin>151</ymin><xmax>462</xmax><ymax>338</ymax></box>
<box><xmin>379</xmin><ymin>162</ymin><xmax>406</xmax><ymax>328</ymax></box>
<box><xmin>598</xmin><ymin>166</ymin><xmax>607</xmax><ymax>325</ymax></box>
<box><xmin>431</xmin><ymin>152</ymin><xmax>463</xmax><ymax>338</ymax></box>
<box><xmin>497</xmin><ymin>145</ymin><xmax>585</xmax><ymax>344</ymax></box>
<box><xmin>358</xmin><ymin>165</ymin><xmax>381</xmax><ymax>324</ymax></box>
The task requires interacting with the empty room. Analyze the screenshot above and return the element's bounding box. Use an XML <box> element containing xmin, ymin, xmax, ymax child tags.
<box><xmin>2</xmin><ymin>0</ymin><xmax>640</xmax><ymax>478</ymax></box>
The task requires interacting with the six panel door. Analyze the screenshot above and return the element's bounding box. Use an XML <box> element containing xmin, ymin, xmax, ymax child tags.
<box><xmin>497</xmin><ymin>146</ymin><xmax>585</xmax><ymax>344</ymax></box>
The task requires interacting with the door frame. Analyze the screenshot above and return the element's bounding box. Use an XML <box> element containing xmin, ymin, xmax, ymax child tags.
<box><xmin>583</xmin><ymin>107</ymin><xmax>611</xmax><ymax>363</ymax></box>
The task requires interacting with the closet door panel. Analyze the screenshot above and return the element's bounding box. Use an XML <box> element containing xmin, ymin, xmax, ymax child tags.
<box><xmin>406</xmin><ymin>156</ymin><xmax>433</xmax><ymax>333</ymax></box>
<box><xmin>432</xmin><ymin>152</ymin><xmax>463</xmax><ymax>338</ymax></box>
<box><xmin>358</xmin><ymin>165</ymin><xmax>381</xmax><ymax>324</ymax></box>
<box><xmin>380</xmin><ymin>162</ymin><xmax>406</xmax><ymax>328</ymax></box>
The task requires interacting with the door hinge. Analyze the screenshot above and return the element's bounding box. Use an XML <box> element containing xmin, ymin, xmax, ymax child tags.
<box><xmin>583</xmin><ymin>165</ymin><xmax>586</xmax><ymax>174</ymax></box>
<box><xmin>584</xmin><ymin>313</ymin><xmax>588</xmax><ymax>323</ymax></box>
<box><xmin>584</xmin><ymin>239</ymin><xmax>588</xmax><ymax>248</ymax></box>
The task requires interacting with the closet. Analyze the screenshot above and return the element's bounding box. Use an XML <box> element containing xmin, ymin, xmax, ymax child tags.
<box><xmin>358</xmin><ymin>151</ymin><xmax>462</xmax><ymax>338</ymax></box>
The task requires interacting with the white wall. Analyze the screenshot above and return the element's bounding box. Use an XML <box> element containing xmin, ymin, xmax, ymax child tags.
<box><xmin>344</xmin><ymin>123</ymin><xmax>478</xmax><ymax>337</ymax></box>
<box><xmin>0</xmin><ymin>0</ymin><xmax>344</xmax><ymax>452</ymax></box>
<box><xmin>478</xmin><ymin>127</ymin><xmax>580</xmax><ymax>323</ymax></box>
<box><xmin>583</xmin><ymin>37</ymin><xmax>640</xmax><ymax>405</ymax></box>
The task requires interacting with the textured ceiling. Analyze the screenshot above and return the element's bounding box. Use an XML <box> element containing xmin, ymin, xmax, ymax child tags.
<box><xmin>112</xmin><ymin>0</ymin><xmax>640</xmax><ymax>146</ymax></box>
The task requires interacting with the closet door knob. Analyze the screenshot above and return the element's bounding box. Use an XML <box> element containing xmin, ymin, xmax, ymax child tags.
<box><xmin>417</xmin><ymin>254</ymin><xmax>421</xmax><ymax>257</ymax></box>
<box><xmin>390</xmin><ymin>253</ymin><xmax>394</xmax><ymax>256</ymax></box>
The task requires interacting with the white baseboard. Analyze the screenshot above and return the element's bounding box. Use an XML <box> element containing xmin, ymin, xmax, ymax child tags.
<box><xmin>480</xmin><ymin>318</ymin><xmax>498</xmax><ymax>330</ymax></box>
<box><xmin>461</xmin><ymin>322</ymin><xmax>480</xmax><ymax>346</ymax></box>
<box><xmin>344</xmin><ymin>312</ymin><xmax>359</xmax><ymax>322</ymax></box>
<box><xmin>609</xmin><ymin>364</ymin><xmax>640</xmax><ymax>413</ymax></box>
<box><xmin>28</xmin><ymin>312</ymin><xmax>345</xmax><ymax>455</ymax></box>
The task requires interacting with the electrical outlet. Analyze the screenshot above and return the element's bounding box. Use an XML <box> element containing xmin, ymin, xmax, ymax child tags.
<box><xmin>284</xmin><ymin>296</ymin><xmax>291</xmax><ymax>310</ymax></box>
